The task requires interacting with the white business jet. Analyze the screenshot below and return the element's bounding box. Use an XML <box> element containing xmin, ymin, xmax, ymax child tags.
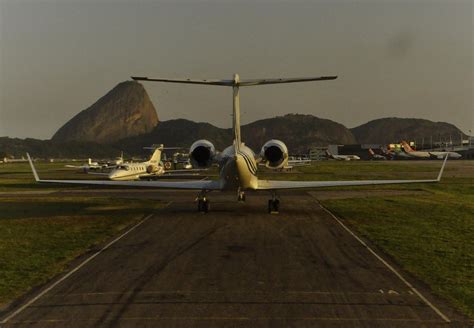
<box><xmin>106</xmin><ymin>145</ymin><xmax>203</xmax><ymax>181</ymax></box>
<box><xmin>27</xmin><ymin>74</ymin><xmax>447</xmax><ymax>213</ymax></box>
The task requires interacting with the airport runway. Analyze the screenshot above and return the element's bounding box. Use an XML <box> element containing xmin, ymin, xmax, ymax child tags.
<box><xmin>1</xmin><ymin>191</ymin><xmax>466</xmax><ymax>327</ymax></box>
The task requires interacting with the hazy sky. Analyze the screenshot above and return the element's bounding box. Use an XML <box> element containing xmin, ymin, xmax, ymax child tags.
<box><xmin>1</xmin><ymin>0</ymin><xmax>472</xmax><ymax>139</ymax></box>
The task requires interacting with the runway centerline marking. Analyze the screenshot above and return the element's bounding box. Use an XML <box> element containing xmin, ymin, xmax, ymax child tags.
<box><xmin>318</xmin><ymin>202</ymin><xmax>451</xmax><ymax>323</ymax></box>
<box><xmin>1</xmin><ymin>213</ymin><xmax>155</xmax><ymax>325</ymax></box>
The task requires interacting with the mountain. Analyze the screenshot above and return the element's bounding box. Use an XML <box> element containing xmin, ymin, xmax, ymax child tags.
<box><xmin>118</xmin><ymin>119</ymin><xmax>233</xmax><ymax>154</ymax></box>
<box><xmin>116</xmin><ymin>114</ymin><xmax>355</xmax><ymax>155</ymax></box>
<box><xmin>3</xmin><ymin>115</ymin><xmax>467</xmax><ymax>158</ymax></box>
<box><xmin>241</xmin><ymin>114</ymin><xmax>356</xmax><ymax>153</ymax></box>
<box><xmin>52</xmin><ymin>81</ymin><xmax>158</xmax><ymax>144</ymax></box>
<box><xmin>351</xmin><ymin>118</ymin><xmax>468</xmax><ymax>144</ymax></box>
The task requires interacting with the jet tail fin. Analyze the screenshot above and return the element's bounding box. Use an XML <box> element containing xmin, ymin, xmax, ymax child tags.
<box><xmin>400</xmin><ymin>141</ymin><xmax>414</xmax><ymax>152</ymax></box>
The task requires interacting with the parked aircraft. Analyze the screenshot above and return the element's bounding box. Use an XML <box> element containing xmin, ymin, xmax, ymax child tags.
<box><xmin>368</xmin><ymin>148</ymin><xmax>387</xmax><ymax>160</ymax></box>
<box><xmin>27</xmin><ymin>74</ymin><xmax>448</xmax><ymax>213</ymax></box>
<box><xmin>92</xmin><ymin>145</ymin><xmax>204</xmax><ymax>181</ymax></box>
<box><xmin>326</xmin><ymin>150</ymin><xmax>360</xmax><ymax>161</ymax></box>
<box><xmin>287</xmin><ymin>157</ymin><xmax>312</xmax><ymax>166</ymax></box>
<box><xmin>65</xmin><ymin>158</ymin><xmax>106</xmax><ymax>172</ymax></box>
<box><xmin>65</xmin><ymin>152</ymin><xmax>125</xmax><ymax>172</ymax></box>
<box><xmin>400</xmin><ymin>141</ymin><xmax>461</xmax><ymax>159</ymax></box>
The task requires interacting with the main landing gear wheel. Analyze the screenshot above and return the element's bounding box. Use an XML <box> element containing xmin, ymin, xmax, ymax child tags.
<box><xmin>237</xmin><ymin>191</ymin><xmax>246</xmax><ymax>202</ymax></box>
<box><xmin>197</xmin><ymin>191</ymin><xmax>210</xmax><ymax>213</ymax></box>
<box><xmin>268</xmin><ymin>199</ymin><xmax>280</xmax><ymax>213</ymax></box>
<box><xmin>197</xmin><ymin>198</ymin><xmax>210</xmax><ymax>213</ymax></box>
<box><xmin>268</xmin><ymin>192</ymin><xmax>280</xmax><ymax>214</ymax></box>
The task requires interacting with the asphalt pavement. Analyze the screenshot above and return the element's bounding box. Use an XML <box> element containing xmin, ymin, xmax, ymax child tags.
<box><xmin>1</xmin><ymin>191</ymin><xmax>467</xmax><ymax>327</ymax></box>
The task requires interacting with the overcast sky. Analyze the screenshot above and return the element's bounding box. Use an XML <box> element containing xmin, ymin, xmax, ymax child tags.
<box><xmin>0</xmin><ymin>0</ymin><xmax>472</xmax><ymax>139</ymax></box>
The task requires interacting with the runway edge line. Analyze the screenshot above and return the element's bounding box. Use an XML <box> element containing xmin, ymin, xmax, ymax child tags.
<box><xmin>0</xmin><ymin>213</ymin><xmax>155</xmax><ymax>325</ymax></box>
<box><xmin>318</xmin><ymin>203</ymin><xmax>451</xmax><ymax>323</ymax></box>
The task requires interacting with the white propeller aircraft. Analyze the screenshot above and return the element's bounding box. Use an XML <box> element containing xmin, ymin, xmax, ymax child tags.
<box><xmin>27</xmin><ymin>74</ymin><xmax>448</xmax><ymax>213</ymax></box>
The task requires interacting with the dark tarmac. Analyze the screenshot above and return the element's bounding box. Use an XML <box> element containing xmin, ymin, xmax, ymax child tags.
<box><xmin>1</xmin><ymin>191</ymin><xmax>467</xmax><ymax>327</ymax></box>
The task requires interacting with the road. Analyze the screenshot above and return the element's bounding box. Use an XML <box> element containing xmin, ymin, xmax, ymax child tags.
<box><xmin>1</xmin><ymin>191</ymin><xmax>466</xmax><ymax>327</ymax></box>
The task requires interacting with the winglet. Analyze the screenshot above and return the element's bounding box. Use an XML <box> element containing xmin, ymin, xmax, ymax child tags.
<box><xmin>26</xmin><ymin>153</ymin><xmax>40</xmax><ymax>182</ymax></box>
<box><xmin>437</xmin><ymin>154</ymin><xmax>448</xmax><ymax>181</ymax></box>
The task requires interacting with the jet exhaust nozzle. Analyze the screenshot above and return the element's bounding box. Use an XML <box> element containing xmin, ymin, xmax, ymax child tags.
<box><xmin>189</xmin><ymin>140</ymin><xmax>216</xmax><ymax>168</ymax></box>
<box><xmin>260</xmin><ymin>139</ymin><xmax>288</xmax><ymax>169</ymax></box>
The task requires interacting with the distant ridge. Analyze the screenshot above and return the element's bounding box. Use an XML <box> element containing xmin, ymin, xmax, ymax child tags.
<box><xmin>52</xmin><ymin>81</ymin><xmax>158</xmax><ymax>144</ymax></box>
<box><xmin>242</xmin><ymin>114</ymin><xmax>356</xmax><ymax>153</ymax></box>
<box><xmin>1</xmin><ymin>116</ymin><xmax>468</xmax><ymax>158</ymax></box>
<box><xmin>118</xmin><ymin>114</ymin><xmax>356</xmax><ymax>154</ymax></box>
<box><xmin>351</xmin><ymin>117</ymin><xmax>468</xmax><ymax>144</ymax></box>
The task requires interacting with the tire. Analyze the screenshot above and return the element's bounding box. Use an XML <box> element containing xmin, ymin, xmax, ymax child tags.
<box><xmin>203</xmin><ymin>200</ymin><xmax>209</xmax><ymax>213</ymax></box>
<box><xmin>197</xmin><ymin>200</ymin><xmax>203</xmax><ymax>212</ymax></box>
<box><xmin>274</xmin><ymin>200</ymin><xmax>279</xmax><ymax>212</ymax></box>
<box><xmin>268</xmin><ymin>200</ymin><xmax>273</xmax><ymax>213</ymax></box>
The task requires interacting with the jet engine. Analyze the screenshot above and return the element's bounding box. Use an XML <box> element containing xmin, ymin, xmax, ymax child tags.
<box><xmin>189</xmin><ymin>140</ymin><xmax>216</xmax><ymax>168</ymax></box>
<box><xmin>146</xmin><ymin>164</ymin><xmax>159</xmax><ymax>174</ymax></box>
<box><xmin>260</xmin><ymin>139</ymin><xmax>288</xmax><ymax>169</ymax></box>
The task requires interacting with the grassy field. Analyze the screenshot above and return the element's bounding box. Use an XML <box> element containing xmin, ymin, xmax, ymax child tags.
<box><xmin>0</xmin><ymin>162</ymin><xmax>166</xmax><ymax>308</ymax></box>
<box><xmin>0</xmin><ymin>160</ymin><xmax>473</xmax><ymax>319</ymax></box>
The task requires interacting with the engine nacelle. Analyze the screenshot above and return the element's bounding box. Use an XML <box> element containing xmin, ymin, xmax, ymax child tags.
<box><xmin>189</xmin><ymin>140</ymin><xmax>216</xmax><ymax>168</ymax></box>
<box><xmin>260</xmin><ymin>139</ymin><xmax>288</xmax><ymax>169</ymax></box>
<box><xmin>146</xmin><ymin>164</ymin><xmax>159</xmax><ymax>174</ymax></box>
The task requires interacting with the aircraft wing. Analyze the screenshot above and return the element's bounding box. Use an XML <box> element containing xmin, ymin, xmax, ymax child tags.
<box><xmin>28</xmin><ymin>154</ymin><xmax>222</xmax><ymax>190</ymax></box>
<box><xmin>257</xmin><ymin>156</ymin><xmax>447</xmax><ymax>190</ymax></box>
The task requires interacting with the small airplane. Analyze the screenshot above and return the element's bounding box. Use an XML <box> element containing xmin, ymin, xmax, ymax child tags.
<box><xmin>400</xmin><ymin>141</ymin><xmax>461</xmax><ymax>159</ymax></box>
<box><xmin>368</xmin><ymin>148</ymin><xmax>387</xmax><ymax>160</ymax></box>
<box><xmin>27</xmin><ymin>74</ymin><xmax>448</xmax><ymax>213</ymax></box>
<box><xmin>91</xmin><ymin>145</ymin><xmax>204</xmax><ymax>181</ymax></box>
<box><xmin>325</xmin><ymin>150</ymin><xmax>360</xmax><ymax>161</ymax></box>
<box><xmin>287</xmin><ymin>156</ymin><xmax>312</xmax><ymax>166</ymax></box>
<box><xmin>65</xmin><ymin>158</ymin><xmax>106</xmax><ymax>172</ymax></box>
<box><xmin>66</xmin><ymin>152</ymin><xmax>125</xmax><ymax>172</ymax></box>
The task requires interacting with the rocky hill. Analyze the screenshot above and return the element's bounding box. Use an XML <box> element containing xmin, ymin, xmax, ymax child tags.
<box><xmin>3</xmin><ymin>115</ymin><xmax>467</xmax><ymax>158</ymax></box>
<box><xmin>52</xmin><ymin>81</ymin><xmax>158</xmax><ymax>144</ymax></box>
<box><xmin>117</xmin><ymin>114</ymin><xmax>355</xmax><ymax>155</ymax></box>
<box><xmin>242</xmin><ymin>114</ymin><xmax>356</xmax><ymax>153</ymax></box>
<box><xmin>351</xmin><ymin>118</ymin><xmax>467</xmax><ymax>144</ymax></box>
<box><xmin>119</xmin><ymin>119</ymin><xmax>233</xmax><ymax>153</ymax></box>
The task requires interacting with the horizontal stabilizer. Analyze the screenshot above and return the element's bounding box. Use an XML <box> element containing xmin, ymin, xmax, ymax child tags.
<box><xmin>132</xmin><ymin>75</ymin><xmax>337</xmax><ymax>87</ymax></box>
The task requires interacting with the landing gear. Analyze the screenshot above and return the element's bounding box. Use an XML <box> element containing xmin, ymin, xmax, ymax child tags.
<box><xmin>237</xmin><ymin>190</ymin><xmax>246</xmax><ymax>202</ymax></box>
<box><xmin>268</xmin><ymin>191</ymin><xmax>280</xmax><ymax>214</ymax></box>
<box><xmin>196</xmin><ymin>191</ymin><xmax>210</xmax><ymax>213</ymax></box>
